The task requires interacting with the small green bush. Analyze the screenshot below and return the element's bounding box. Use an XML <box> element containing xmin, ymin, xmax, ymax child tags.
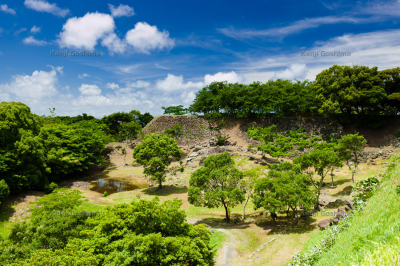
<box><xmin>103</xmin><ymin>191</ymin><xmax>108</xmax><ymax>197</ymax></box>
<box><xmin>44</xmin><ymin>182</ymin><xmax>59</xmax><ymax>194</ymax></box>
<box><xmin>0</xmin><ymin>179</ymin><xmax>10</xmax><ymax>204</ymax></box>
<box><xmin>216</xmin><ymin>134</ymin><xmax>227</xmax><ymax>146</ymax></box>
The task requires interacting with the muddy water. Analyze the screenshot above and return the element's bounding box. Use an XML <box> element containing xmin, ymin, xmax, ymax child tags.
<box><xmin>90</xmin><ymin>178</ymin><xmax>148</xmax><ymax>195</ymax></box>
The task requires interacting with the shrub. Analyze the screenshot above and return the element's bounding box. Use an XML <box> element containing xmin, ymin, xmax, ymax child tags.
<box><xmin>103</xmin><ymin>191</ymin><xmax>108</xmax><ymax>197</ymax></box>
<box><xmin>216</xmin><ymin>134</ymin><xmax>227</xmax><ymax>146</ymax></box>
<box><xmin>396</xmin><ymin>185</ymin><xmax>400</xmax><ymax>195</ymax></box>
<box><xmin>0</xmin><ymin>180</ymin><xmax>10</xmax><ymax>204</ymax></box>
<box><xmin>44</xmin><ymin>182</ymin><xmax>59</xmax><ymax>194</ymax></box>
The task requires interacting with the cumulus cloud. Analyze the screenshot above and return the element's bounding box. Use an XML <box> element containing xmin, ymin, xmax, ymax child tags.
<box><xmin>24</xmin><ymin>0</ymin><xmax>70</xmax><ymax>17</ymax></box>
<box><xmin>78</xmin><ymin>73</ymin><xmax>90</xmax><ymax>79</ymax></box>
<box><xmin>204</xmin><ymin>71</ymin><xmax>243</xmax><ymax>84</ymax></box>
<box><xmin>156</xmin><ymin>74</ymin><xmax>203</xmax><ymax>92</ymax></box>
<box><xmin>0</xmin><ymin>67</ymin><xmax>62</xmax><ymax>100</ymax></box>
<box><xmin>101</xmin><ymin>32</ymin><xmax>127</xmax><ymax>54</ymax></box>
<box><xmin>0</xmin><ymin>4</ymin><xmax>16</xmax><ymax>15</ymax></box>
<box><xmin>30</xmin><ymin>25</ymin><xmax>41</xmax><ymax>33</ymax></box>
<box><xmin>128</xmin><ymin>80</ymin><xmax>150</xmax><ymax>88</ymax></box>
<box><xmin>105</xmin><ymin>82</ymin><xmax>119</xmax><ymax>89</ymax></box>
<box><xmin>108</xmin><ymin>4</ymin><xmax>134</xmax><ymax>18</ymax></box>
<box><xmin>78</xmin><ymin>84</ymin><xmax>101</xmax><ymax>96</ymax></box>
<box><xmin>15</xmin><ymin>28</ymin><xmax>27</xmax><ymax>36</ymax></box>
<box><xmin>23</xmin><ymin>36</ymin><xmax>50</xmax><ymax>46</ymax></box>
<box><xmin>125</xmin><ymin>22</ymin><xmax>175</xmax><ymax>54</ymax></box>
<box><xmin>58</xmin><ymin>12</ymin><xmax>115</xmax><ymax>50</ymax></box>
<box><xmin>274</xmin><ymin>64</ymin><xmax>309</xmax><ymax>80</ymax></box>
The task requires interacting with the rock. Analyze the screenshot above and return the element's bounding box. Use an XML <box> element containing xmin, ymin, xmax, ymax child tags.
<box><xmin>115</xmin><ymin>145</ymin><xmax>122</xmax><ymax>149</ymax></box>
<box><xmin>257</xmin><ymin>151</ymin><xmax>263</xmax><ymax>155</ymax></box>
<box><xmin>186</xmin><ymin>158</ymin><xmax>193</xmax><ymax>162</ymax></box>
<box><xmin>199</xmin><ymin>156</ymin><xmax>207</xmax><ymax>166</ymax></box>
<box><xmin>318</xmin><ymin>219</ymin><xmax>331</xmax><ymax>230</ymax></box>
<box><xmin>332</xmin><ymin>218</ymin><xmax>339</xmax><ymax>224</ymax></box>
<box><xmin>344</xmin><ymin>205</ymin><xmax>351</xmax><ymax>212</ymax></box>
<box><xmin>254</xmin><ymin>160</ymin><xmax>259</xmax><ymax>164</ymax></box>
<box><xmin>260</xmin><ymin>161</ymin><xmax>267</xmax><ymax>166</ymax></box>
<box><xmin>189</xmin><ymin>152</ymin><xmax>199</xmax><ymax>158</ymax></box>
<box><xmin>345</xmin><ymin>200</ymin><xmax>354</xmax><ymax>210</ymax></box>
<box><xmin>249</xmin><ymin>156</ymin><xmax>255</xmax><ymax>160</ymax></box>
<box><xmin>338</xmin><ymin>206</ymin><xmax>346</xmax><ymax>212</ymax></box>
<box><xmin>336</xmin><ymin>212</ymin><xmax>346</xmax><ymax>220</ymax></box>
<box><xmin>193</xmin><ymin>146</ymin><xmax>202</xmax><ymax>152</ymax></box>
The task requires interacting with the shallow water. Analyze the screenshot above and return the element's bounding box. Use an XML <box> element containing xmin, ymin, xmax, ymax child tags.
<box><xmin>90</xmin><ymin>178</ymin><xmax>148</xmax><ymax>195</ymax></box>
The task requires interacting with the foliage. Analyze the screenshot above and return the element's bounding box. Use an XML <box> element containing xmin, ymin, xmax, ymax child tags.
<box><xmin>294</xmin><ymin>150</ymin><xmax>342</xmax><ymax>209</ymax></box>
<box><xmin>239</xmin><ymin>167</ymin><xmax>263</xmax><ymax>220</ymax></box>
<box><xmin>164</xmin><ymin>124</ymin><xmax>183</xmax><ymax>137</ymax></box>
<box><xmin>1</xmin><ymin>192</ymin><xmax>214</xmax><ymax>265</ymax></box>
<box><xmin>44</xmin><ymin>182</ymin><xmax>58</xmax><ymax>194</ymax></box>
<box><xmin>253</xmin><ymin>167</ymin><xmax>315</xmax><ymax>218</ymax></box>
<box><xmin>336</xmin><ymin>133</ymin><xmax>367</xmax><ymax>183</ymax></box>
<box><xmin>396</xmin><ymin>185</ymin><xmax>400</xmax><ymax>195</ymax></box>
<box><xmin>120</xmin><ymin>121</ymin><xmax>142</xmax><ymax>140</ymax></box>
<box><xmin>0</xmin><ymin>179</ymin><xmax>10</xmax><ymax>204</ymax></box>
<box><xmin>188</xmin><ymin>152</ymin><xmax>244</xmax><ymax>222</ymax></box>
<box><xmin>103</xmin><ymin>191</ymin><xmax>108</xmax><ymax>197</ymax></box>
<box><xmin>161</xmin><ymin>105</ymin><xmax>188</xmax><ymax>115</ymax></box>
<box><xmin>133</xmin><ymin>133</ymin><xmax>182</xmax><ymax>188</ymax></box>
<box><xmin>352</xmin><ymin>176</ymin><xmax>379</xmax><ymax>203</ymax></box>
<box><xmin>216</xmin><ymin>134</ymin><xmax>227</xmax><ymax>146</ymax></box>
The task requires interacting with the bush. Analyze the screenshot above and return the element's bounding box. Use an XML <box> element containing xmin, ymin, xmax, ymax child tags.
<box><xmin>216</xmin><ymin>134</ymin><xmax>227</xmax><ymax>146</ymax></box>
<box><xmin>103</xmin><ymin>191</ymin><xmax>108</xmax><ymax>197</ymax></box>
<box><xmin>0</xmin><ymin>180</ymin><xmax>10</xmax><ymax>204</ymax></box>
<box><xmin>352</xmin><ymin>176</ymin><xmax>379</xmax><ymax>204</ymax></box>
<box><xmin>44</xmin><ymin>182</ymin><xmax>59</xmax><ymax>194</ymax></box>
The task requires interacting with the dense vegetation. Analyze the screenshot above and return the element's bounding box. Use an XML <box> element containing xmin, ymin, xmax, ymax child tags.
<box><xmin>188</xmin><ymin>65</ymin><xmax>400</xmax><ymax>127</ymax></box>
<box><xmin>0</xmin><ymin>189</ymin><xmax>214</xmax><ymax>265</ymax></box>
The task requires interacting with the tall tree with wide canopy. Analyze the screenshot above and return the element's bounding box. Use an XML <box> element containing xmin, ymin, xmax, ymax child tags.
<box><xmin>188</xmin><ymin>152</ymin><xmax>244</xmax><ymax>223</ymax></box>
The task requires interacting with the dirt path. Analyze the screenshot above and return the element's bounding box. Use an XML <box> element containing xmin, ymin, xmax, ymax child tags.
<box><xmin>215</xmin><ymin>228</ymin><xmax>239</xmax><ymax>266</ymax></box>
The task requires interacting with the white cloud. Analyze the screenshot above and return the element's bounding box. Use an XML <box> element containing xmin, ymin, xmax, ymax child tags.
<box><xmin>101</xmin><ymin>32</ymin><xmax>127</xmax><ymax>54</ymax></box>
<box><xmin>15</xmin><ymin>28</ymin><xmax>27</xmax><ymax>36</ymax></box>
<box><xmin>125</xmin><ymin>22</ymin><xmax>175</xmax><ymax>54</ymax></box>
<box><xmin>23</xmin><ymin>36</ymin><xmax>50</xmax><ymax>46</ymax></box>
<box><xmin>78</xmin><ymin>73</ymin><xmax>90</xmax><ymax>79</ymax></box>
<box><xmin>204</xmin><ymin>71</ymin><xmax>243</xmax><ymax>84</ymax></box>
<box><xmin>218</xmin><ymin>16</ymin><xmax>369</xmax><ymax>40</ymax></box>
<box><xmin>108</xmin><ymin>4</ymin><xmax>134</xmax><ymax>18</ymax></box>
<box><xmin>24</xmin><ymin>0</ymin><xmax>70</xmax><ymax>17</ymax></box>
<box><xmin>128</xmin><ymin>80</ymin><xmax>150</xmax><ymax>88</ymax></box>
<box><xmin>0</xmin><ymin>67</ymin><xmax>62</xmax><ymax>100</ymax></box>
<box><xmin>0</xmin><ymin>4</ymin><xmax>16</xmax><ymax>15</ymax></box>
<box><xmin>156</xmin><ymin>74</ymin><xmax>203</xmax><ymax>92</ymax></box>
<box><xmin>30</xmin><ymin>25</ymin><xmax>41</xmax><ymax>33</ymax></box>
<box><xmin>274</xmin><ymin>63</ymin><xmax>309</xmax><ymax>80</ymax></box>
<box><xmin>58</xmin><ymin>12</ymin><xmax>115</xmax><ymax>50</ymax></box>
<box><xmin>105</xmin><ymin>82</ymin><xmax>119</xmax><ymax>89</ymax></box>
<box><xmin>78</xmin><ymin>84</ymin><xmax>101</xmax><ymax>96</ymax></box>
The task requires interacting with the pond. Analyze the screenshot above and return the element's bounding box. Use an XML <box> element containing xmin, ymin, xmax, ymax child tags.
<box><xmin>90</xmin><ymin>178</ymin><xmax>148</xmax><ymax>195</ymax></box>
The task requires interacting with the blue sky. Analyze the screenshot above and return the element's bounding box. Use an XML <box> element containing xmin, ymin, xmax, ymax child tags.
<box><xmin>1</xmin><ymin>0</ymin><xmax>400</xmax><ymax>117</ymax></box>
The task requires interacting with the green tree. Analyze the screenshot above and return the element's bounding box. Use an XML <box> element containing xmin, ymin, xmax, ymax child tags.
<box><xmin>336</xmin><ymin>133</ymin><xmax>367</xmax><ymax>183</ymax></box>
<box><xmin>239</xmin><ymin>167</ymin><xmax>263</xmax><ymax>220</ymax></box>
<box><xmin>188</xmin><ymin>152</ymin><xmax>244</xmax><ymax>222</ymax></box>
<box><xmin>294</xmin><ymin>150</ymin><xmax>342</xmax><ymax>210</ymax></box>
<box><xmin>161</xmin><ymin>105</ymin><xmax>188</xmax><ymax>115</ymax></box>
<box><xmin>133</xmin><ymin>133</ymin><xmax>182</xmax><ymax>188</ymax></box>
<box><xmin>252</xmin><ymin>169</ymin><xmax>314</xmax><ymax>218</ymax></box>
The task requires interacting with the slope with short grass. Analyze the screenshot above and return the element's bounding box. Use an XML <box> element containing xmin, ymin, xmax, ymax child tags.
<box><xmin>293</xmin><ymin>157</ymin><xmax>400</xmax><ymax>266</ymax></box>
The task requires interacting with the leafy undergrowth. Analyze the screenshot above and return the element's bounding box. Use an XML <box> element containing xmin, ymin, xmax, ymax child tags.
<box><xmin>290</xmin><ymin>157</ymin><xmax>400</xmax><ymax>266</ymax></box>
<box><xmin>209</xmin><ymin>230</ymin><xmax>227</xmax><ymax>254</ymax></box>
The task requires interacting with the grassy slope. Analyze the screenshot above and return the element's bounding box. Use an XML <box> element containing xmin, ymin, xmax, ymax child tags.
<box><xmin>293</xmin><ymin>157</ymin><xmax>400</xmax><ymax>266</ymax></box>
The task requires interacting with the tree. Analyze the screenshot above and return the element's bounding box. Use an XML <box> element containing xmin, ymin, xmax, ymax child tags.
<box><xmin>188</xmin><ymin>152</ymin><xmax>244</xmax><ymax>223</ymax></box>
<box><xmin>252</xmin><ymin>169</ymin><xmax>314</xmax><ymax>219</ymax></box>
<box><xmin>239</xmin><ymin>167</ymin><xmax>263</xmax><ymax>220</ymax></box>
<box><xmin>129</xmin><ymin>110</ymin><xmax>154</xmax><ymax>126</ymax></box>
<box><xmin>161</xmin><ymin>105</ymin><xmax>188</xmax><ymax>115</ymax></box>
<box><xmin>294</xmin><ymin>150</ymin><xmax>342</xmax><ymax>210</ymax></box>
<box><xmin>336</xmin><ymin>133</ymin><xmax>367</xmax><ymax>183</ymax></box>
<box><xmin>133</xmin><ymin>133</ymin><xmax>182</xmax><ymax>188</ymax></box>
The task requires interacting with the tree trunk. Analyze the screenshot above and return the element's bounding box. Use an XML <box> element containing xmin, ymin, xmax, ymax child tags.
<box><xmin>223</xmin><ymin>204</ymin><xmax>230</xmax><ymax>223</ymax></box>
<box><xmin>242</xmin><ymin>205</ymin><xmax>246</xmax><ymax>221</ymax></box>
<box><xmin>158</xmin><ymin>179</ymin><xmax>163</xmax><ymax>189</ymax></box>
<box><xmin>331</xmin><ymin>167</ymin><xmax>334</xmax><ymax>187</ymax></box>
<box><xmin>352</xmin><ymin>168</ymin><xmax>355</xmax><ymax>183</ymax></box>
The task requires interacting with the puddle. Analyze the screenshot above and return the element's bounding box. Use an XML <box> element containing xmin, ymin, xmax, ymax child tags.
<box><xmin>90</xmin><ymin>178</ymin><xmax>148</xmax><ymax>195</ymax></box>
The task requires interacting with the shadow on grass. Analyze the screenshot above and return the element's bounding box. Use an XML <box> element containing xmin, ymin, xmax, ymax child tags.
<box><xmin>190</xmin><ymin>217</ymin><xmax>252</xmax><ymax>230</ymax></box>
<box><xmin>142</xmin><ymin>185</ymin><xmax>188</xmax><ymax>196</ymax></box>
<box><xmin>252</xmin><ymin>214</ymin><xmax>319</xmax><ymax>235</ymax></box>
<box><xmin>331</xmin><ymin>185</ymin><xmax>353</xmax><ymax>197</ymax></box>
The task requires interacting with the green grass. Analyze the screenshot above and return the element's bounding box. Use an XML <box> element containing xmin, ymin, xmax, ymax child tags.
<box><xmin>209</xmin><ymin>230</ymin><xmax>227</xmax><ymax>254</ymax></box>
<box><xmin>293</xmin><ymin>157</ymin><xmax>400</xmax><ymax>266</ymax></box>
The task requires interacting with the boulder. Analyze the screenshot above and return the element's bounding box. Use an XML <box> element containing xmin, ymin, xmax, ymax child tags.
<box><xmin>193</xmin><ymin>146</ymin><xmax>202</xmax><ymax>152</ymax></box>
<box><xmin>115</xmin><ymin>145</ymin><xmax>122</xmax><ymax>149</ymax></box>
<box><xmin>249</xmin><ymin>156</ymin><xmax>256</xmax><ymax>160</ymax></box>
<box><xmin>189</xmin><ymin>152</ymin><xmax>199</xmax><ymax>158</ymax></box>
<box><xmin>332</xmin><ymin>218</ymin><xmax>339</xmax><ymax>225</ymax></box>
<box><xmin>318</xmin><ymin>219</ymin><xmax>331</xmax><ymax>230</ymax></box>
<box><xmin>345</xmin><ymin>200</ymin><xmax>354</xmax><ymax>210</ymax></box>
<box><xmin>336</xmin><ymin>212</ymin><xmax>346</xmax><ymax>220</ymax></box>
<box><xmin>338</xmin><ymin>206</ymin><xmax>346</xmax><ymax>212</ymax></box>
<box><xmin>199</xmin><ymin>156</ymin><xmax>207</xmax><ymax>166</ymax></box>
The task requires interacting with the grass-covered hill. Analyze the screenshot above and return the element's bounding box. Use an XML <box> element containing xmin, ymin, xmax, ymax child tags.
<box><xmin>291</xmin><ymin>156</ymin><xmax>400</xmax><ymax>265</ymax></box>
